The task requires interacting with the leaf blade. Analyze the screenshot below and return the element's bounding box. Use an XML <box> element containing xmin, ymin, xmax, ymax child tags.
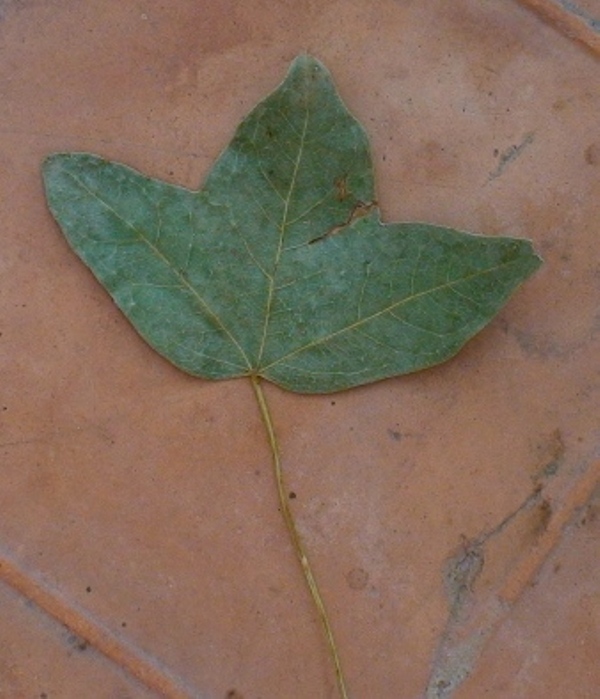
<box><xmin>262</xmin><ymin>217</ymin><xmax>541</xmax><ymax>392</ymax></box>
<box><xmin>43</xmin><ymin>153</ymin><xmax>253</xmax><ymax>377</ymax></box>
<box><xmin>43</xmin><ymin>55</ymin><xmax>542</xmax><ymax>394</ymax></box>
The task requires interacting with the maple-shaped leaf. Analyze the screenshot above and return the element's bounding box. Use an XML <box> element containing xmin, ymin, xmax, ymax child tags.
<box><xmin>42</xmin><ymin>55</ymin><xmax>541</xmax><ymax>393</ymax></box>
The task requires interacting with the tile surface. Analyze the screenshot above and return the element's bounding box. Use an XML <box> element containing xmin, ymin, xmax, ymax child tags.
<box><xmin>1</xmin><ymin>1</ymin><xmax>598</xmax><ymax>697</ymax></box>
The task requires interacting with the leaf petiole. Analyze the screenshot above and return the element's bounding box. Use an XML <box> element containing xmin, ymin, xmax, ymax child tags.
<box><xmin>250</xmin><ymin>375</ymin><xmax>349</xmax><ymax>699</ymax></box>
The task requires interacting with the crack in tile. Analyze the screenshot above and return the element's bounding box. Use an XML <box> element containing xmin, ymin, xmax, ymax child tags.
<box><xmin>488</xmin><ymin>132</ymin><xmax>534</xmax><ymax>182</ymax></box>
<box><xmin>426</xmin><ymin>451</ymin><xmax>600</xmax><ymax>698</ymax></box>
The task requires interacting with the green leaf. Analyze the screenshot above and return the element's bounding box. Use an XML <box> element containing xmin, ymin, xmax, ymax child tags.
<box><xmin>42</xmin><ymin>55</ymin><xmax>541</xmax><ymax>394</ymax></box>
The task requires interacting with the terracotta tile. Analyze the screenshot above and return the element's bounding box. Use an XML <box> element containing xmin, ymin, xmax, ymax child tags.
<box><xmin>0</xmin><ymin>577</ymin><xmax>157</xmax><ymax>698</ymax></box>
<box><xmin>557</xmin><ymin>0</ymin><xmax>599</xmax><ymax>21</ymax></box>
<box><xmin>514</xmin><ymin>0</ymin><xmax>600</xmax><ymax>57</ymax></box>
<box><xmin>1</xmin><ymin>1</ymin><xmax>598</xmax><ymax>697</ymax></box>
<box><xmin>454</xmin><ymin>485</ymin><xmax>600</xmax><ymax>698</ymax></box>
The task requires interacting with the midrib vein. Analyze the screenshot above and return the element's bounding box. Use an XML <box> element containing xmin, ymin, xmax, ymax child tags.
<box><xmin>255</xmin><ymin>107</ymin><xmax>310</xmax><ymax>367</ymax></box>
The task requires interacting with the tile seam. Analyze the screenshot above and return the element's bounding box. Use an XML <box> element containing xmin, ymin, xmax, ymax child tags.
<box><xmin>514</xmin><ymin>0</ymin><xmax>600</xmax><ymax>57</ymax></box>
<box><xmin>0</xmin><ymin>555</ymin><xmax>196</xmax><ymax>699</ymax></box>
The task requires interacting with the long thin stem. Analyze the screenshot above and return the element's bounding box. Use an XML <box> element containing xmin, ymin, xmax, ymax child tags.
<box><xmin>250</xmin><ymin>375</ymin><xmax>349</xmax><ymax>699</ymax></box>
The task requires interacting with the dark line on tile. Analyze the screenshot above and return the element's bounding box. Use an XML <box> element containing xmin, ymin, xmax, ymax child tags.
<box><xmin>555</xmin><ymin>0</ymin><xmax>600</xmax><ymax>30</ymax></box>
<box><xmin>488</xmin><ymin>132</ymin><xmax>534</xmax><ymax>182</ymax></box>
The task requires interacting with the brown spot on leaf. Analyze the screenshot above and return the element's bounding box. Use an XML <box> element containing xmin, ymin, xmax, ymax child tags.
<box><xmin>334</xmin><ymin>175</ymin><xmax>350</xmax><ymax>200</ymax></box>
<box><xmin>308</xmin><ymin>199</ymin><xmax>377</xmax><ymax>244</ymax></box>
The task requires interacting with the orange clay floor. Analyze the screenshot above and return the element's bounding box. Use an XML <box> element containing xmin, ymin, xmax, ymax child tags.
<box><xmin>1</xmin><ymin>2</ymin><xmax>599</xmax><ymax>698</ymax></box>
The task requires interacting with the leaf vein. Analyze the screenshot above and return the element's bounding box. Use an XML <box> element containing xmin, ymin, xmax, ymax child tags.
<box><xmin>256</xmin><ymin>104</ymin><xmax>311</xmax><ymax>365</ymax></box>
<box><xmin>260</xmin><ymin>262</ymin><xmax>515</xmax><ymax>372</ymax></box>
<box><xmin>62</xmin><ymin>168</ymin><xmax>252</xmax><ymax>370</ymax></box>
